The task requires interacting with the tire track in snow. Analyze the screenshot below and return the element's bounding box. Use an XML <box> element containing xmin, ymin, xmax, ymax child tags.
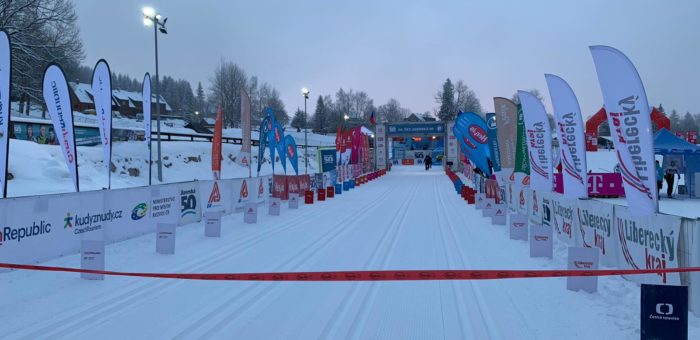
<box><xmin>317</xmin><ymin>179</ymin><xmax>420</xmax><ymax>340</ymax></box>
<box><xmin>170</xmin><ymin>183</ymin><xmax>404</xmax><ymax>339</ymax></box>
<box><xmin>9</xmin><ymin>185</ymin><xmax>394</xmax><ymax>340</ymax></box>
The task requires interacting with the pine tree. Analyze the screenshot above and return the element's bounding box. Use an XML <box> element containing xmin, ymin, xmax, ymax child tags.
<box><xmin>313</xmin><ymin>95</ymin><xmax>327</xmax><ymax>133</ymax></box>
<box><xmin>682</xmin><ymin>112</ymin><xmax>697</xmax><ymax>132</ymax></box>
<box><xmin>437</xmin><ymin>78</ymin><xmax>455</xmax><ymax>121</ymax></box>
<box><xmin>669</xmin><ymin>109</ymin><xmax>681</xmax><ymax>131</ymax></box>
<box><xmin>196</xmin><ymin>82</ymin><xmax>206</xmax><ymax>114</ymax></box>
<box><xmin>291</xmin><ymin>109</ymin><xmax>305</xmax><ymax>131</ymax></box>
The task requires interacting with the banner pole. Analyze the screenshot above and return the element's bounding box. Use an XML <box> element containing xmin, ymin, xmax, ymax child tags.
<box><xmin>1</xmin><ymin>30</ymin><xmax>10</xmax><ymax>198</ymax></box>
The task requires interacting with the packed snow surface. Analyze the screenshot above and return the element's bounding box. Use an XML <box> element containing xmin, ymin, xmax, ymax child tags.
<box><xmin>2</xmin><ymin>166</ymin><xmax>698</xmax><ymax>339</ymax></box>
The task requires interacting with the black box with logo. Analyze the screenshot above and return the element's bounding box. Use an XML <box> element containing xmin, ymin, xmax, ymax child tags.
<box><xmin>640</xmin><ymin>284</ymin><xmax>687</xmax><ymax>340</ymax></box>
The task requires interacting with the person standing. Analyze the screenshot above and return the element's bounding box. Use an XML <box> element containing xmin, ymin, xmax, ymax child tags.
<box><xmin>664</xmin><ymin>160</ymin><xmax>680</xmax><ymax>198</ymax></box>
<box><xmin>424</xmin><ymin>154</ymin><xmax>432</xmax><ymax>170</ymax></box>
<box><xmin>655</xmin><ymin>160</ymin><xmax>663</xmax><ymax>197</ymax></box>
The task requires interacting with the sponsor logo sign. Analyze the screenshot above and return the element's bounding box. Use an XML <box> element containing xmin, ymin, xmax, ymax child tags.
<box><xmin>0</xmin><ymin>221</ymin><xmax>52</xmax><ymax>246</ymax></box>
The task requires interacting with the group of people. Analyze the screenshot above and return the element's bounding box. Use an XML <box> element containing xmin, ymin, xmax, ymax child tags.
<box><xmin>656</xmin><ymin>160</ymin><xmax>681</xmax><ymax>198</ymax></box>
<box><xmin>25</xmin><ymin>124</ymin><xmax>59</xmax><ymax>145</ymax></box>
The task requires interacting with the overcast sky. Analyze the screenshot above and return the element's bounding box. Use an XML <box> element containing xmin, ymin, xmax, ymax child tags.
<box><xmin>74</xmin><ymin>0</ymin><xmax>699</xmax><ymax>119</ymax></box>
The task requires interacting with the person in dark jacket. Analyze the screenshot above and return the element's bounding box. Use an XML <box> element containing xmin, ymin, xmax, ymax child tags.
<box><xmin>655</xmin><ymin>160</ymin><xmax>663</xmax><ymax>197</ymax></box>
<box><xmin>664</xmin><ymin>160</ymin><xmax>680</xmax><ymax>198</ymax></box>
<box><xmin>424</xmin><ymin>154</ymin><xmax>432</xmax><ymax>170</ymax></box>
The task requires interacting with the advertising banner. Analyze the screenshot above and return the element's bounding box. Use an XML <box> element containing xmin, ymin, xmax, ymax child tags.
<box><xmin>514</xmin><ymin>104</ymin><xmax>530</xmax><ymax>176</ymax></box>
<box><xmin>494</xmin><ymin>97</ymin><xmax>517</xmax><ymax>170</ymax></box>
<box><xmin>550</xmin><ymin>194</ymin><xmax>580</xmax><ymax>246</ymax></box>
<box><xmin>0</xmin><ymin>30</ymin><xmax>9</xmax><ymax>198</ymax></box>
<box><xmin>212</xmin><ymin>106</ymin><xmax>223</xmax><ymax>179</ymax></box>
<box><xmin>298</xmin><ymin>175</ymin><xmax>310</xmax><ymax>193</ymax></box>
<box><xmin>687</xmin><ymin>131</ymin><xmax>698</xmax><ymax>145</ymax></box>
<box><xmin>237</xmin><ymin>88</ymin><xmax>252</xmax><ymax>172</ymax></box>
<box><xmin>287</xmin><ymin>175</ymin><xmax>300</xmax><ymax>194</ymax></box>
<box><xmin>273</xmin><ymin>121</ymin><xmax>286</xmax><ymax>173</ymax></box>
<box><xmin>546</xmin><ymin>74</ymin><xmax>588</xmax><ymax>199</ymax></box>
<box><xmin>284</xmin><ymin>135</ymin><xmax>299</xmax><ymax>175</ymax></box>
<box><xmin>256</xmin><ymin>176</ymin><xmax>271</xmax><ymax>203</ymax></box>
<box><xmin>485</xmin><ymin>113</ymin><xmax>501</xmax><ymax>172</ymax></box>
<box><xmin>273</xmin><ymin>175</ymin><xmax>288</xmax><ymax>200</ymax></box>
<box><xmin>576</xmin><ymin>199</ymin><xmax>617</xmax><ymax>267</ymax></box>
<box><xmin>376</xmin><ymin>124</ymin><xmax>387</xmax><ymax>169</ymax></box>
<box><xmin>590</xmin><ymin>45</ymin><xmax>657</xmax><ymax>216</ymax></box>
<box><xmin>614</xmin><ymin>205</ymin><xmax>681</xmax><ymax>285</ymax></box>
<box><xmin>454</xmin><ymin>112</ymin><xmax>492</xmax><ymax>177</ymax></box>
<box><xmin>528</xmin><ymin>189</ymin><xmax>542</xmax><ymax>225</ymax></box>
<box><xmin>92</xmin><ymin>59</ymin><xmax>113</xmax><ymax>189</ymax></box>
<box><xmin>43</xmin><ymin>64</ymin><xmax>79</xmax><ymax>191</ymax></box>
<box><xmin>258</xmin><ymin>115</ymin><xmax>270</xmax><ymax>174</ymax></box>
<box><xmin>199</xmin><ymin>180</ymin><xmax>227</xmax><ymax>214</ymax></box>
<box><xmin>178</xmin><ymin>181</ymin><xmax>200</xmax><ymax>225</ymax></box>
<box><xmin>142</xmin><ymin>73</ymin><xmax>152</xmax><ymax>184</ymax></box>
<box><xmin>445</xmin><ymin>122</ymin><xmax>458</xmax><ymax>166</ymax></box>
<box><xmin>519</xmin><ymin>90</ymin><xmax>553</xmax><ymax>192</ymax></box>
<box><xmin>318</xmin><ymin>147</ymin><xmax>336</xmax><ymax>173</ymax></box>
<box><xmin>234</xmin><ymin>178</ymin><xmax>249</xmax><ymax>209</ymax></box>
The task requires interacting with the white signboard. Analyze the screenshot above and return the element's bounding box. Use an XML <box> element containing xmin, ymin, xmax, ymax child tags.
<box><xmin>551</xmin><ymin>194</ymin><xmax>580</xmax><ymax>246</ymax></box>
<box><xmin>81</xmin><ymin>240</ymin><xmax>105</xmax><ymax>280</ymax></box>
<box><xmin>615</xmin><ymin>205</ymin><xmax>681</xmax><ymax>285</ymax></box>
<box><xmin>446</xmin><ymin>121</ymin><xmax>458</xmax><ymax>165</ymax></box>
<box><xmin>156</xmin><ymin>223</ymin><xmax>176</xmax><ymax>254</ymax></box>
<box><xmin>376</xmin><ymin>124</ymin><xmax>387</xmax><ymax>170</ymax></box>
<box><xmin>289</xmin><ymin>193</ymin><xmax>299</xmax><ymax>209</ymax></box>
<box><xmin>576</xmin><ymin>199</ymin><xmax>617</xmax><ymax>267</ymax></box>
<box><xmin>268</xmin><ymin>197</ymin><xmax>281</xmax><ymax>216</ymax></box>
<box><xmin>475</xmin><ymin>193</ymin><xmax>486</xmax><ymax>210</ymax></box>
<box><xmin>510</xmin><ymin>213</ymin><xmax>528</xmax><ymax>241</ymax></box>
<box><xmin>492</xmin><ymin>204</ymin><xmax>506</xmax><ymax>225</ymax></box>
<box><xmin>483</xmin><ymin>198</ymin><xmax>496</xmax><ymax>218</ymax></box>
<box><xmin>567</xmin><ymin>247</ymin><xmax>599</xmax><ymax>293</ymax></box>
<box><xmin>244</xmin><ymin>202</ymin><xmax>258</xmax><ymax>224</ymax></box>
<box><xmin>204</xmin><ymin>211</ymin><xmax>222</xmax><ymax>237</ymax></box>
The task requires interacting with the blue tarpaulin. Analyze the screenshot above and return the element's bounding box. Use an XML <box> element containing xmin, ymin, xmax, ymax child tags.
<box><xmin>654</xmin><ymin>128</ymin><xmax>700</xmax><ymax>197</ymax></box>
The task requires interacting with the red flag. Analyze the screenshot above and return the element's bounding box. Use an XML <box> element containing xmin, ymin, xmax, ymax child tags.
<box><xmin>370</xmin><ymin>111</ymin><xmax>375</xmax><ymax>125</ymax></box>
<box><xmin>212</xmin><ymin>106</ymin><xmax>223</xmax><ymax>179</ymax></box>
<box><xmin>335</xmin><ymin>127</ymin><xmax>342</xmax><ymax>152</ymax></box>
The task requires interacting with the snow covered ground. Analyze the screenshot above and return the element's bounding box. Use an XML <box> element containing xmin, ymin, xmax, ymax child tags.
<box><xmin>2</xmin><ymin>166</ymin><xmax>698</xmax><ymax>339</ymax></box>
<box><xmin>6</xmin><ymin>138</ymin><xmax>319</xmax><ymax>197</ymax></box>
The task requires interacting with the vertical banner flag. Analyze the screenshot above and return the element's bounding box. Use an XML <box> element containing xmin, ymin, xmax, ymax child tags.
<box><xmin>42</xmin><ymin>64</ymin><xmax>79</xmax><ymax>191</ymax></box>
<box><xmin>351</xmin><ymin>127</ymin><xmax>361</xmax><ymax>164</ymax></box>
<box><xmin>518</xmin><ymin>90</ymin><xmax>553</xmax><ymax>192</ymax></box>
<box><xmin>485</xmin><ymin>113</ymin><xmax>501</xmax><ymax>172</ymax></box>
<box><xmin>265</xmin><ymin>108</ymin><xmax>277</xmax><ymax>172</ymax></box>
<box><xmin>258</xmin><ymin>115</ymin><xmax>270</xmax><ymax>174</ymax></box>
<box><xmin>238</xmin><ymin>88</ymin><xmax>252</xmax><ymax>175</ymax></box>
<box><xmin>0</xmin><ymin>30</ymin><xmax>10</xmax><ymax>198</ymax></box>
<box><xmin>273</xmin><ymin>121</ymin><xmax>286</xmax><ymax>173</ymax></box>
<box><xmin>513</xmin><ymin>104</ymin><xmax>530</xmax><ymax>178</ymax></box>
<box><xmin>142</xmin><ymin>73</ymin><xmax>152</xmax><ymax>185</ymax></box>
<box><xmin>494</xmin><ymin>97</ymin><xmax>517</xmax><ymax>171</ymax></box>
<box><xmin>453</xmin><ymin>112</ymin><xmax>492</xmax><ymax>177</ymax></box>
<box><xmin>335</xmin><ymin>127</ymin><xmax>342</xmax><ymax>166</ymax></box>
<box><xmin>590</xmin><ymin>45</ymin><xmax>657</xmax><ymax>216</ymax></box>
<box><xmin>91</xmin><ymin>60</ymin><xmax>113</xmax><ymax>189</ymax></box>
<box><xmin>284</xmin><ymin>135</ymin><xmax>299</xmax><ymax>175</ymax></box>
<box><xmin>212</xmin><ymin>106</ymin><xmax>223</xmax><ymax>180</ymax></box>
<box><xmin>546</xmin><ymin>74</ymin><xmax>588</xmax><ymax>199</ymax></box>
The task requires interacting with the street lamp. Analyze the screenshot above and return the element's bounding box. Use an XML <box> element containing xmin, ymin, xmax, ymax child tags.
<box><xmin>142</xmin><ymin>6</ymin><xmax>168</xmax><ymax>183</ymax></box>
<box><xmin>301</xmin><ymin>87</ymin><xmax>310</xmax><ymax>174</ymax></box>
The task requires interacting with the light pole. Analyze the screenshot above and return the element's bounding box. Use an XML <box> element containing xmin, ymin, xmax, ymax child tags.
<box><xmin>302</xmin><ymin>88</ymin><xmax>310</xmax><ymax>174</ymax></box>
<box><xmin>143</xmin><ymin>7</ymin><xmax>168</xmax><ymax>182</ymax></box>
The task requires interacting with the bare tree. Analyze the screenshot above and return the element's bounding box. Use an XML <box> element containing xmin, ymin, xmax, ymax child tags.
<box><xmin>1</xmin><ymin>0</ymin><xmax>85</xmax><ymax>114</ymax></box>
<box><xmin>210</xmin><ymin>59</ymin><xmax>247</xmax><ymax>128</ymax></box>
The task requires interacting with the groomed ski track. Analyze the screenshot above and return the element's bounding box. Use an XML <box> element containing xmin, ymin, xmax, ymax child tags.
<box><xmin>2</xmin><ymin>166</ymin><xmax>696</xmax><ymax>339</ymax></box>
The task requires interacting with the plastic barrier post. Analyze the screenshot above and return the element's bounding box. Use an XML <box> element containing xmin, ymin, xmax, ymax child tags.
<box><xmin>304</xmin><ymin>190</ymin><xmax>314</xmax><ymax>204</ymax></box>
<box><xmin>327</xmin><ymin>186</ymin><xmax>335</xmax><ymax>198</ymax></box>
<box><xmin>335</xmin><ymin>183</ymin><xmax>342</xmax><ymax>195</ymax></box>
<box><xmin>156</xmin><ymin>223</ymin><xmax>176</xmax><ymax>254</ymax></box>
<box><xmin>81</xmin><ymin>240</ymin><xmax>105</xmax><ymax>280</ymax></box>
<box><xmin>318</xmin><ymin>188</ymin><xmax>326</xmax><ymax>201</ymax></box>
<box><xmin>204</xmin><ymin>211</ymin><xmax>222</xmax><ymax>237</ymax></box>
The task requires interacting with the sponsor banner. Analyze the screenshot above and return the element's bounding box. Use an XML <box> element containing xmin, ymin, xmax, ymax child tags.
<box><xmin>318</xmin><ymin>147</ymin><xmax>336</xmax><ymax>173</ymax></box>
<box><xmin>518</xmin><ymin>90</ymin><xmax>553</xmax><ymax>192</ymax></box>
<box><xmin>510</xmin><ymin>213</ymin><xmax>528</xmax><ymax>241</ymax></box>
<box><xmin>576</xmin><ymin>199</ymin><xmax>617</xmax><ymax>267</ymax></box>
<box><xmin>178</xmin><ymin>181</ymin><xmax>200</xmax><ymax>225</ymax></box>
<box><xmin>640</xmin><ymin>284</ymin><xmax>688</xmax><ymax>340</ymax></box>
<box><xmin>0</xmin><ymin>31</ymin><xmax>10</xmax><ymax>198</ymax></box>
<box><xmin>550</xmin><ymin>194</ymin><xmax>580</xmax><ymax>247</ymax></box>
<box><xmin>230</xmin><ymin>178</ymin><xmax>245</xmax><ymax>211</ymax></box>
<box><xmin>257</xmin><ymin>176</ymin><xmax>271</xmax><ymax>203</ymax></box>
<box><xmin>546</xmin><ymin>74</ymin><xmax>588</xmax><ymax>199</ymax></box>
<box><xmin>528</xmin><ymin>189</ymin><xmax>542</xmax><ymax>225</ymax></box>
<box><xmin>212</xmin><ymin>107</ymin><xmax>223</xmax><ymax>179</ymax></box>
<box><xmin>567</xmin><ymin>247</ymin><xmax>599</xmax><ymax>293</ymax></box>
<box><xmin>446</xmin><ymin>122</ymin><xmax>458</xmax><ymax>165</ymax></box>
<box><xmin>43</xmin><ymin>64</ymin><xmax>79</xmax><ymax>191</ymax></box>
<box><xmin>590</xmin><ymin>45</ymin><xmax>657</xmax><ymax>216</ymax></box>
<box><xmin>258</xmin><ymin>115</ymin><xmax>270</xmax><ymax>174</ymax></box>
<box><xmin>287</xmin><ymin>175</ymin><xmax>300</xmax><ymax>194</ymax></box>
<box><xmin>376</xmin><ymin>124</ymin><xmax>387</xmax><ymax>169</ymax></box>
<box><xmin>150</xmin><ymin>184</ymin><xmax>179</xmax><ymax>224</ymax></box>
<box><xmin>142</xmin><ymin>74</ymin><xmax>152</xmax><ymax>184</ymax></box>
<box><xmin>298</xmin><ymin>175</ymin><xmax>311</xmax><ymax>193</ymax></box>
<box><xmin>92</xmin><ymin>60</ymin><xmax>113</xmax><ymax>189</ymax></box>
<box><xmin>454</xmin><ymin>112</ymin><xmax>492</xmax><ymax>177</ymax></box>
<box><xmin>614</xmin><ymin>205</ymin><xmax>681</xmax><ymax>285</ymax></box>
<box><xmin>237</xmin><ymin>89</ymin><xmax>252</xmax><ymax>172</ymax></box>
<box><xmin>386</xmin><ymin>123</ymin><xmax>445</xmax><ymax>136</ymax></box>
<box><xmin>272</xmin><ymin>175</ymin><xmax>288</xmax><ymax>200</ymax></box>
<box><xmin>687</xmin><ymin>131</ymin><xmax>698</xmax><ymax>145</ymax></box>
<box><xmin>494</xmin><ymin>97</ymin><xmax>517</xmax><ymax>169</ymax></box>
<box><xmin>284</xmin><ymin>135</ymin><xmax>299</xmax><ymax>175</ymax></box>
<box><xmin>199</xmin><ymin>180</ymin><xmax>229</xmax><ymax>214</ymax></box>
<box><xmin>514</xmin><ymin>104</ymin><xmax>530</xmax><ymax>176</ymax></box>
<box><xmin>485</xmin><ymin>113</ymin><xmax>501</xmax><ymax>172</ymax></box>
